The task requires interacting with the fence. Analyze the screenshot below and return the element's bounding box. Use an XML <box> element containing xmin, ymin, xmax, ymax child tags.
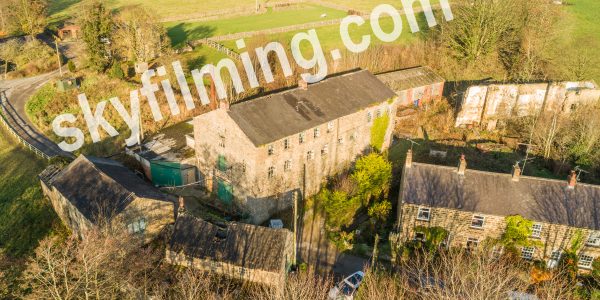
<box><xmin>0</xmin><ymin>93</ymin><xmax>52</xmax><ymax>160</ymax></box>
<box><xmin>199</xmin><ymin>39</ymin><xmax>241</xmax><ymax>60</ymax></box>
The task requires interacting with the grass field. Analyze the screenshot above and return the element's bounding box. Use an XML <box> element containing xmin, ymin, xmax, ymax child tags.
<box><xmin>322</xmin><ymin>0</ymin><xmax>441</xmax><ymax>12</ymax></box>
<box><xmin>166</xmin><ymin>5</ymin><xmax>347</xmax><ymax>47</ymax></box>
<box><xmin>562</xmin><ymin>0</ymin><xmax>600</xmax><ymax>82</ymax></box>
<box><xmin>0</xmin><ymin>126</ymin><xmax>59</xmax><ymax>257</ymax></box>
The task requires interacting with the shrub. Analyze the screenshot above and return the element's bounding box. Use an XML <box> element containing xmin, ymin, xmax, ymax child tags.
<box><xmin>318</xmin><ymin>188</ymin><xmax>361</xmax><ymax>230</ymax></box>
<box><xmin>351</xmin><ymin>153</ymin><xmax>392</xmax><ymax>204</ymax></box>
<box><xmin>109</xmin><ymin>62</ymin><xmax>124</xmax><ymax>79</ymax></box>
<box><xmin>67</xmin><ymin>60</ymin><xmax>76</xmax><ymax>73</ymax></box>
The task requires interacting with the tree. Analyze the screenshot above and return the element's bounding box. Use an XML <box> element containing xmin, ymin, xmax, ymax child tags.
<box><xmin>351</xmin><ymin>153</ymin><xmax>392</xmax><ymax>205</ymax></box>
<box><xmin>318</xmin><ymin>188</ymin><xmax>361</xmax><ymax>230</ymax></box>
<box><xmin>368</xmin><ymin>200</ymin><xmax>392</xmax><ymax>224</ymax></box>
<box><xmin>80</xmin><ymin>1</ymin><xmax>113</xmax><ymax>72</ymax></box>
<box><xmin>112</xmin><ymin>6</ymin><xmax>170</xmax><ymax>63</ymax></box>
<box><xmin>110</xmin><ymin>62</ymin><xmax>124</xmax><ymax>79</ymax></box>
<box><xmin>9</xmin><ymin>0</ymin><xmax>47</xmax><ymax>37</ymax></box>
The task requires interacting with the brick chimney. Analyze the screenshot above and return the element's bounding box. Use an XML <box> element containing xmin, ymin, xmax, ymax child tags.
<box><xmin>405</xmin><ymin>149</ymin><xmax>413</xmax><ymax>168</ymax></box>
<box><xmin>298</xmin><ymin>78</ymin><xmax>308</xmax><ymax>90</ymax></box>
<box><xmin>457</xmin><ymin>154</ymin><xmax>467</xmax><ymax>175</ymax></box>
<box><xmin>568</xmin><ymin>170</ymin><xmax>577</xmax><ymax>189</ymax></box>
<box><xmin>512</xmin><ymin>163</ymin><xmax>521</xmax><ymax>182</ymax></box>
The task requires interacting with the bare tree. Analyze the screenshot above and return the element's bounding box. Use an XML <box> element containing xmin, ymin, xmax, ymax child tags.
<box><xmin>112</xmin><ymin>6</ymin><xmax>170</xmax><ymax>63</ymax></box>
<box><xmin>9</xmin><ymin>0</ymin><xmax>47</xmax><ymax>38</ymax></box>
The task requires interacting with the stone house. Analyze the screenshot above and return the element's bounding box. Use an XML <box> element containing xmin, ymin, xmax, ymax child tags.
<box><xmin>193</xmin><ymin>69</ymin><xmax>398</xmax><ymax>223</ymax></box>
<box><xmin>455</xmin><ymin>81</ymin><xmax>600</xmax><ymax>130</ymax></box>
<box><xmin>165</xmin><ymin>213</ymin><xmax>294</xmax><ymax>286</ymax></box>
<box><xmin>376</xmin><ymin>66</ymin><xmax>445</xmax><ymax>108</ymax></box>
<box><xmin>39</xmin><ymin>155</ymin><xmax>176</xmax><ymax>241</ymax></box>
<box><xmin>397</xmin><ymin>150</ymin><xmax>600</xmax><ymax>271</ymax></box>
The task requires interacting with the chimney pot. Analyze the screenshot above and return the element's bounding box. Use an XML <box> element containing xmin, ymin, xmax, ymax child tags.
<box><xmin>405</xmin><ymin>149</ymin><xmax>413</xmax><ymax>168</ymax></box>
<box><xmin>568</xmin><ymin>170</ymin><xmax>577</xmax><ymax>188</ymax></box>
<box><xmin>457</xmin><ymin>154</ymin><xmax>467</xmax><ymax>175</ymax></box>
<box><xmin>512</xmin><ymin>164</ymin><xmax>521</xmax><ymax>181</ymax></box>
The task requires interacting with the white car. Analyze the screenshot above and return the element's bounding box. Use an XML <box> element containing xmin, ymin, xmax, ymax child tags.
<box><xmin>328</xmin><ymin>271</ymin><xmax>365</xmax><ymax>300</ymax></box>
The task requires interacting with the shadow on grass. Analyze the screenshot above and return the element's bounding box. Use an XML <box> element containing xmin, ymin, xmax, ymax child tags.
<box><xmin>167</xmin><ymin>23</ymin><xmax>216</xmax><ymax>48</ymax></box>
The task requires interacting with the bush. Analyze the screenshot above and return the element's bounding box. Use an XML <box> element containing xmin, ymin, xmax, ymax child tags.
<box><xmin>67</xmin><ymin>60</ymin><xmax>76</xmax><ymax>73</ymax></box>
<box><xmin>351</xmin><ymin>153</ymin><xmax>392</xmax><ymax>204</ymax></box>
<box><xmin>109</xmin><ymin>62</ymin><xmax>124</xmax><ymax>79</ymax></box>
<box><xmin>318</xmin><ymin>188</ymin><xmax>361</xmax><ymax>230</ymax></box>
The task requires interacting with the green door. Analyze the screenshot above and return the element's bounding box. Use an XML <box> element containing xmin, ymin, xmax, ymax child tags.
<box><xmin>217</xmin><ymin>179</ymin><xmax>233</xmax><ymax>205</ymax></box>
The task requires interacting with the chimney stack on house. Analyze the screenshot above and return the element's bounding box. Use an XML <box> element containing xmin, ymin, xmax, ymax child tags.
<box><xmin>298</xmin><ymin>78</ymin><xmax>308</xmax><ymax>90</ymax></box>
<box><xmin>457</xmin><ymin>154</ymin><xmax>467</xmax><ymax>175</ymax></box>
<box><xmin>512</xmin><ymin>163</ymin><xmax>521</xmax><ymax>181</ymax></box>
<box><xmin>568</xmin><ymin>170</ymin><xmax>577</xmax><ymax>189</ymax></box>
<box><xmin>405</xmin><ymin>149</ymin><xmax>413</xmax><ymax>168</ymax></box>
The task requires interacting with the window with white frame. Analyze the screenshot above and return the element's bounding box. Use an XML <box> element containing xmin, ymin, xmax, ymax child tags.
<box><xmin>416</xmin><ymin>207</ymin><xmax>431</xmax><ymax>221</ymax></box>
<box><xmin>470</xmin><ymin>215</ymin><xmax>485</xmax><ymax>228</ymax></box>
<box><xmin>376</xmin><ymin>109</ymin><xmax>382</xmax><ymax>118</ymax></box>
<box><xmin>127</xmin><ymin>217</ymin><xmax>147</xmax><ymax>234</ymax></box>
<box><xmin>587</xmin><ymin>231</ymin><xmax>600</xmax><ymax>246</ymax></box>
<box><xmin>314</xmin><ymin>127</ymin><xmax>320</xmax><ymax>138</ymax></box>
<box><xmin>547</xmin><ymin>250</ymin><xmax>562</xmax><ymax>269</ymax></box>
<box><xmin>284</xmin><ymin>160</ymin><xmax>292</xmax><ymax>171</ymax></box>
<box><xmin>531</xmin><ymin>223</ymin><xmax>543</xmax><ymax>238</ymax></box>
<box><xmin>521</xmin><ymin>246</ymin><xmax>535</xmax><ymax>260</ymax></box>
<box><xmin>299</xmin><ymin>132</ymin><xmax>305</xmax><ymax>144</ymax></box>
<box><xmin>466</xmin><ymin>237</ymin><xmax>479</xmax><ymax>251</ymax></box>
<box><xmin>367</xmin><ymin>111</ymin><xmax>372</xmax><ymax>122</ymax></box>
<box><xmin>327</xmin><ymin>122</ymin><xmax>334</xmax><ymax>133</ymax></box>
<box><xmin>579</xmin><ymin>254</ymin><xmax>594</xmax><ymax>269</ymax></box>
<box><xmin>321</xmin><ymin>144</ymin><xmax>328</xmax><ymax>156</ymax></box>
<box><xmin>268</xmin><ymin>145</ymin><xmax>274</xmax><ymax>156</ymax></box>
<box><xmin>268</xmin><ymin>166</ymin><xmax>274</xmax><ymax>179</ymax></box>
<box><xmin>307</xmin><ymin>150</ymin><xmax>314</xmax><ymax>160</ymax></box>
<box><xmin>284</xmin><ymin>139</ymin><xmax>290</xmax><ymax>149</ymax></box>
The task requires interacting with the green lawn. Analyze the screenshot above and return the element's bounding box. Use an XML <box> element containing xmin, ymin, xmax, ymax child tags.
<box><xmin>562</xmin><ymin>0</ymin><xmax>600</xmax><ymax>82</ymax></box>
<box><xmin>220</xmin><ymin>11</ymin><xmax>432</xmax><ymax>55</ymax></box>
<box><xmin>0</xmin><ymin>126</ymin><xmax>59</xmax><ymax>257</ymax></box>
<box><xmin>166</xmin><ymin>5</ymin><xmax>347</xmax><ymax>47</ymax></box>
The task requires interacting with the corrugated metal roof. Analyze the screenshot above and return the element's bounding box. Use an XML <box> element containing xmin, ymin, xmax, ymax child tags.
<box><xmin>376</xmin><ymin>66</ymin><xmax>445</xmax><ymax>92</ymax></box>
<box><xmin>227</xmin><ymin>69</ymin><xmax>396</xmax><ymax>146</ymax></box>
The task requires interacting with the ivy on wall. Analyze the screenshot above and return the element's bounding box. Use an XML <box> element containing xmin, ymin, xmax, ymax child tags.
<box><xmin>370</xmin><ymin>113</ymin><xmax>390</xmax><ymax>152</ymax></box>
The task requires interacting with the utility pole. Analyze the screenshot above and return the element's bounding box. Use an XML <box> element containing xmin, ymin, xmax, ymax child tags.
<box><xmin>54</xmin><ymin>37</ymin><xmax>63</xmax><ymax>76</ymax></box>
<box><xmin>293</xmin><ymin>190</ymin><xmax>298</xmax><ymax>266</ymax></box>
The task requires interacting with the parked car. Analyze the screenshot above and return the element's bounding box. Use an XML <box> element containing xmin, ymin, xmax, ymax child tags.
<box><xmin>328</xmin><ymin>271</ymin><xmax>364</xmax><ymax>300</ymax></box>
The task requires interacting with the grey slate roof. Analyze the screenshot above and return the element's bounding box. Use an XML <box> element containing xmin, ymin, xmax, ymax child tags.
<box><xmin>169</xmin><ymin>214</ymin><xmax>291</xmax><ymax>272</ymax></box>
<box><xmin>401</xmin><ymin>163</ymin><xmax>600</xmax><ymax>230</ymax></box>
<box><xmin>47</xmin><ymin>155</ymin><xmax>171</xmax><ymax>223</ymax></box>
<box><xmin>228</xmin><ymin>69</ymin><xmax>396</xmax><ymax>146</ymax></box>
<box><xmin>376</xmin><ymin>66</ymin><xmax>445</xmax><ymax>92</ymax></box>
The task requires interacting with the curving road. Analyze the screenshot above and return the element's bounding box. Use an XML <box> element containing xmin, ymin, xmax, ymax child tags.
<box><xmin>0</xmin><ymin>71</ymin><xmax>74</xmax><ymax>159</ymax></box>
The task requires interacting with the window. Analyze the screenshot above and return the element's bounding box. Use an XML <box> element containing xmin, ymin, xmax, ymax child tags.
<box><xmin>492</xmin><ymin>245</ymin><xmax>504</xmax><ymax>257</ymax></box>
<box><xmin>547</xmin><ymin>250</ymin><xmax>562</xmax><ymax>269</ymax></box>
<box><xmin>587</xmin><ymin>231</ymin><xmax>600</xmax><ymax>246</ymax></box>
<box><xmin>521</xmin><ymin>246</ymin><xmax>535</xmax><ymax>260</ymax></box>
<box><xmin>127</xmin><ymin>217</ymin><xmax>147</xmax><ymax>234</ymax></box>
<box><xmin>350</xmin><ymin>132</ymin><xmax>356</xmax><ymax>141</ymax></box>
<box><xmin>327</xmin><ymin>122</ymin><xmax>334</xmax><ymax>133</ymax></box>
<box><xmin>219</xmin><ymin>138</ymin><xmax>225</xmax><ymax>148</ymax></box>
<box><xmin>284</xmin><ymin>160</ymin><xmax>292</xmax><ymax>171</ymax></box>
<box><xmin>531</xmin><ymin>223</ymin><xmax>542</xmax><ymax>238</ymax></box>
<box><xmin>321</xmin><ymin>144</ymin><xmax>328</xmax><ymax>156</ymax></box>
<box><xmin>338</xmin><ymin>137</ymin><xmax>344</xmax><ymax>145</ymax></box>
<box><xmin>416</xmin><ymin>207</ymin><xmax>431</xmax><ymax>221</ymax></box>
<box><xmin>470</xmin><ymin>215</ymin><xmax>485</xmax><ymax>228</ymax></box>
<box><xmin>414</xmin><ymin>232</ymin><xmax>426</xmax><ymax>242</ymax></box>
<box><xmin>217</xmin><ymin>155</ymin><xmax>227</xmax><ymax>171</ymax></box>
<box><xmin>284</xmin><ymin>138</ymin><xmax>290</xmax><ymax>150</ymax></box>
<box><xmin>314</xmin><ymin>128</ymin><xmax>320</xmax><ymax>138</ymax></box>
<box><xmin>367</xmin><ymin>111</ymin><xmax>372</xmax><ymax>122</ymax></box>
<box><xmin>466</xmin><ymin>237</ymin><xmax>479</xmax><ymax>251</ymax></box>
<box><xmin>307</xmin><ymin>150</ymin><xmax>314</xmax><ymax>160</ymax></box>
<box><xmin>579</xmin><ymin>254</ymin><xmax>594</xmax><ymax>269</ymax></box>
<box><xmin>299</xmin><ymin>132</ymin><xmax>305</xmax><ymax>144</ymax></box>
<box><xmin>376</xmin><ymin>109</ymin><xmax>382</xmax><ymax>118</ymax></box>
<box><xmin>268</xmin><ymin>145</ymin><xmax>274</xmax><ymax>156</ymax></box>
<box><xmin>268</xmin><ymin>166</ymin><xmax>274</xmax><ymax>179</ymax></box>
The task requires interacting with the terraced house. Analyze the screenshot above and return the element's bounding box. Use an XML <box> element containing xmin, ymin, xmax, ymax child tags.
<box><xmin>193</xmin><ymin>69</ymin><xmax>397</xmax><ymax>223</ymax></box>
<box><xmin>397</xmin><ymin>150</ymin><xmax>600</xmax><ymax>271</ymax></box>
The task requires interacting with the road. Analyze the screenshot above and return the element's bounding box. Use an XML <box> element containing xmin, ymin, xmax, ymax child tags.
<box><xmin>0</xmin><ymin>71</ymin><xmax>73</xmax><ymax>159</ymax></box>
